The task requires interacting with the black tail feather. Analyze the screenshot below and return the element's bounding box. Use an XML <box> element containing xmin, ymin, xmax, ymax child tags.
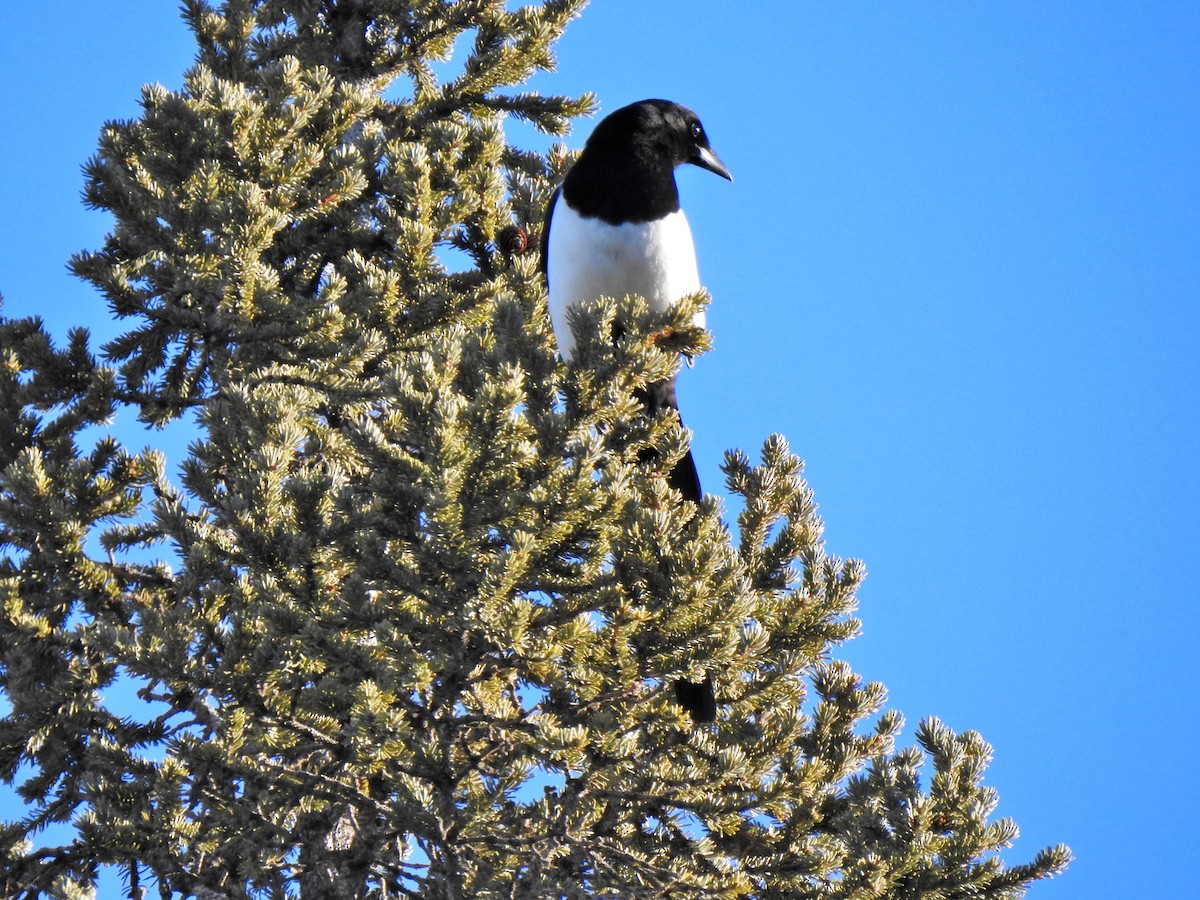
<box><xmin>674</xmin><ymin>675</ymin><xmax>716</xmax><ymax>724</ymax></box>
<box><xmin>636</xmin><ymin>377</ymin><xmax>715</xmax><ymax>723</ymax></box>
<box><xmin>635</xmin><ymin>377</ymin><xmax>702</xmax><ymax>503</ymax></box>
<box><xmin>668</xmin><ymin>447</ymin><xmax>702</xmax><ymax>504</ymax></box>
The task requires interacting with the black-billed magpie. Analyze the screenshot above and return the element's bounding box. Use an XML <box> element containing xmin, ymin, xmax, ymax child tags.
<box><xmin>540</xmin><ymin>99</ymin><xmax>731</xmax><ymax>724</ymax></box>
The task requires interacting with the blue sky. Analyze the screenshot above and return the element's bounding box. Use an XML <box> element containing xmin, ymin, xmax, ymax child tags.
<box><xmin>2</xmin><ymin>2</ymin><xmax>1197</xmax><ymax>897</ymax></box>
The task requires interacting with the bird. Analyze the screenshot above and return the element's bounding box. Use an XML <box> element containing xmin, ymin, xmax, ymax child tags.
<box><xmin>540</xmin><ymin>99</ymin><xmax>731</xmax><ymax>724</ymax></box>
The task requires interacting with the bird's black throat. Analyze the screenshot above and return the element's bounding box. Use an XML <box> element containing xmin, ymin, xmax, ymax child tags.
<box><xmin>561</xmin><ymin>151</ymin><xmax>681</xmax><ymax>225</ymax></box>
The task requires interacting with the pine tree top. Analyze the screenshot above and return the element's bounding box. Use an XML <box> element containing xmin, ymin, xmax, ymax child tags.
<box><xmin>0</xmin><ymin>3</ymin><xmax>1068</xmax><ymax>897</ymax></box>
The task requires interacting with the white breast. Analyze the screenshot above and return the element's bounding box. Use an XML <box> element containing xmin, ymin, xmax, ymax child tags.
<box><xmin>546</xmin><ymin>201</ymin><xmax>704</xmax><ymax>360</ymax></box>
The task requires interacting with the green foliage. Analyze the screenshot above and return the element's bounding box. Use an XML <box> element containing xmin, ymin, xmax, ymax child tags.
<box><xmin>0</xmin><ymin>2</ymin><xmax>1068</xmax><ymax>897</ymax></box>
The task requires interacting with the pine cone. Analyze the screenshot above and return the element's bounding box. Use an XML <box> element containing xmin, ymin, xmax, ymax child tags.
<box><xmin>498</xmin><ymin>224</ymin><xmax>531</xmax><ymax>256</ymax></box>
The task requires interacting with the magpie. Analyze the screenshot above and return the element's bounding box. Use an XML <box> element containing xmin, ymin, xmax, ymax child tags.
<box><xmin>540</xmin><ymin>99</ymin><xmax>731</xmax><ymax>724</ymax></box>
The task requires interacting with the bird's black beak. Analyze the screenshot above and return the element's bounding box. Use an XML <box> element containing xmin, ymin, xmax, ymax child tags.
<box><xmin>692</xmin><ymin>144</ymin><xmax>732</xmax><ymax>181</ymax></box>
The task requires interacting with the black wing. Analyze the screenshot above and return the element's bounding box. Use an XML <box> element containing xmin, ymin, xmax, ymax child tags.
<box><xmin>539</xmin><ymin>186</ymin><xmax>560</xmax><ymax>284</ymax></box>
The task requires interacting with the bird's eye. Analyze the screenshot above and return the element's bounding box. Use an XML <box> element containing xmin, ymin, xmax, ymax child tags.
<box><xmin>690</xmin><ymin>121</ymin><xmax>704</xmax><ymax>142</ymax></box>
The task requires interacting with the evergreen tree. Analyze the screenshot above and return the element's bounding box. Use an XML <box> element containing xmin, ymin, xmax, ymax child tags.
<box><xmin>0</xmin><ymin>2</ymin><xmax>1069</xmax><ymax>897</ymax></box>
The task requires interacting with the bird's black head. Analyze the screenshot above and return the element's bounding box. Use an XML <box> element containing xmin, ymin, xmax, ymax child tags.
<box><xmin>563</xmin><ymin>99</ymin><xmax>731</xmax><ymax>224</ymax></box>
<box><xmin>586</xmin><ymin>99</ymin><xmax>732</xmax><ymax>182</ymax></box>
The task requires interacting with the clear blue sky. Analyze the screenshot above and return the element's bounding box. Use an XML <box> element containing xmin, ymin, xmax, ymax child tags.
<box><xmin>2</xmin><ymin>3</ymin><xmax>1197</xmax><ymax>897</ymax></box>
